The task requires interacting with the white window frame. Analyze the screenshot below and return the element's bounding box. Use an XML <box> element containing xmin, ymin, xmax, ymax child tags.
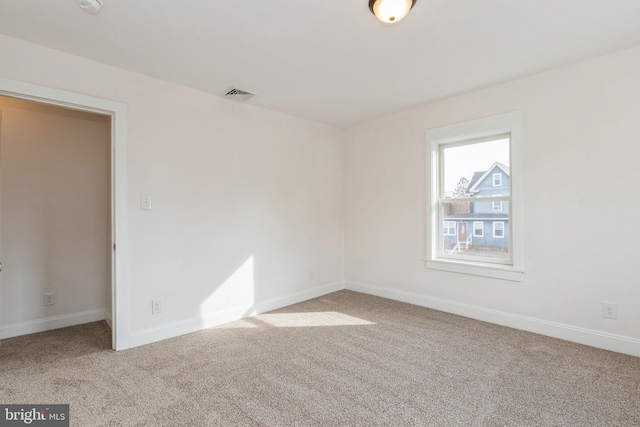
<box><xmin>493</xmin><ymin>173</ymin><xmax>502</xmax><ymax>186</ymax></box>
<box><xmin>426</xmin><ymin>111</ymin><xmax>524</xmax><ymax>282</ymax></box>
<box><xmin>492</xmin><ymin>201</ymin><xmax>502</xmax><ymax>212</ymax></box>
<box><xmin>443</xmin><ymin>221</ymin><xmax>456</xmax><ymax>236</ymax></box>
<box><xmin>473</xmin><ymin>221</ymin><xmax>484</xmax><ymax>237</ymax></box>
<box><xmin>493</xmin><ymin>221</ymin><xmax>505</xmax><ymax>238</ymax></box>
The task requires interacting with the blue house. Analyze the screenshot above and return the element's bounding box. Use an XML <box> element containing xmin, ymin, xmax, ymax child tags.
<box><xmin>444</xmin><ymin>162</ymin><xmax>509</xmax><ymax>254</ymax></box>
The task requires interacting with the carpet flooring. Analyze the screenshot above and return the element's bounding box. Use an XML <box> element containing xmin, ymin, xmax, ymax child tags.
<box><xmin>1</xmin><ymin>290</ymin><xmax>639</xmax><ymax>426</ymax></box>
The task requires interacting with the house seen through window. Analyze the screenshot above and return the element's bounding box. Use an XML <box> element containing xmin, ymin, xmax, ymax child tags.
<box><xmin>439</xmin><ymin>136</ymin><xmax>511</xmax><ymax>264</ymax></box>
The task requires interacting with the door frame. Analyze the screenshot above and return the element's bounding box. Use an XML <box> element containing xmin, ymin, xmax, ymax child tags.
<box><xmin>0</xmin><ymin>77</ymin><xmax>129</xmax><ymax>350</ymax></box>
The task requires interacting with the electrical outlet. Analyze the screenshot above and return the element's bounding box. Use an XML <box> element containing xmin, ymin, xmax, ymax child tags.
<box><xmin>140</xmin><ymin>195</ymin><xmax>152</xmax><ymax>210</ymax></box>
<box><xmin>152</xmin><ymin>299</ymin><xmax>162</xmax><ymax>314</ymax></box>
<box><xmin>602</xmin><ymin>301</ymin><xmax>617</xmax><ymax>319</ymax></box>
<box><xmin>44</xmin><ymin>293</ymin><xmax>55</xmax><ymax>306</ymax></box>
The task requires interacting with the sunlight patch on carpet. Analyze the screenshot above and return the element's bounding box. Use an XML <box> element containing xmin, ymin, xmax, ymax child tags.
<box><xmin>215</xmin><ymin>319</ymin><xmax>260</xmax><ymax>329</ymax></box>
<box><xmin>255</xmin><ymin>312</ymin><xmax>375</xmax><ymax>328</ymax></box>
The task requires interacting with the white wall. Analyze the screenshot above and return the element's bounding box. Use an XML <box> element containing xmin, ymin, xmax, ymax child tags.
<box><xmin>0</xmin><ymin>34</ymin><xmax>344</xmax><ymax>345</ymax></box>
<box><xmin>3</xmin><ymin>32</ymin><xmax>637</xmax><ymax>355</ymax></box>
<box><xmin>0</xmin><ymin>96</ymin><xmax>110</xmax><ymax>327</ymax></box>
<box><xmin>344</xmin><ymin>46</ymin><xmax>640</xmax><ymax>355</ymax></box>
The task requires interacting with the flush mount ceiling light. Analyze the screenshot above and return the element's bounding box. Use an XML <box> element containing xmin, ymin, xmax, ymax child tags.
<box><xmin>79</xmin><ymin>0</ymin><xmax>104</xmax><ymax>15</ymax></box>
<box><xmin>369</xmin><ymin>0</ymin><xmax>416</xmax><ymax>24</ymax></box>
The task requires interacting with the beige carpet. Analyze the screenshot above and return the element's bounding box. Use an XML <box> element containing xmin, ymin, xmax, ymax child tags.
<box><xmin>1</xmin><ymin>290</ymin><xmax>639</xmax><ymax>426</ymax></box>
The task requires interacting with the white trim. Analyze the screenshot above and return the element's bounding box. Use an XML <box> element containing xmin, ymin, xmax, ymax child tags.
<box><xmin>493</xmin><ymin>221</ymin><xmax>505</xmax><ymax>238</ymax></box>
<box><xmin>427</xmin><ymin>111</ymin><xmax>524</xmax><ymax>277</ymax></box>
<box><xmin>442</xmin><ymin>216</ymin><xmax>509</xmax><ymax>221</ymax></box>
<box><xmin>427</xmin><ymin>259</ymin><xmax>523</xmax><ymax>281</ymax></box>
<box><xmin>105</xmin><ymin>310</ymin><xmax>113</xmax><ymax>330</ymax></box>
<box><xmin>345</xmin><ymin>281</ymin><xmax>640</xmax><ymax>357</ymax></box>
<box><xmin>0</xmin><ymin>77</ymin><xmax>129</xmax><ymax>350</ymax></box>
<box><xmin>0</xmin><ymin>309</ymin><xmax>106</xmax><ymax>340</ymax></box>
<box><xmin>441</xmin><ymin>195</ymin><xmax>510</xmax><ymax>203</ymax></box>
<box><xmin>473</xmin><ymin>221</ymin><xmax>484</xmax><ymax>237</ymax></box>
<box><xmin>492</xmin><ymin>201</ymin><xmax>502</xmax><ymax>212</ymax></box>
<box><xmin>128</xmin><ymin>281</ymin><xmax>345</xmax><ymax>348</ymax></box>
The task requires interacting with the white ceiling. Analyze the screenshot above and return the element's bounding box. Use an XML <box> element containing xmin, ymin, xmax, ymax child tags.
<box><xmin>1</xmin><ymin>0</ymin><xmax>639</xmax><ymax>128</ymax></box>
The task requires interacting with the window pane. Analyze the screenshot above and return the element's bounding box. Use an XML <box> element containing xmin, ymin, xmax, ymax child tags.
<box><xmin>473</xmin><ymin>221</ymin><xmax>483</xmax><ymax>237</ymax></box>
<box><xmin>442</xmin><ymin>138</ymin><xmax>510</xmax><ymax>198</ymax></box>
<box><xmin>442</xmin><ymin>201</ymin><xmax>509</xmax><ymax>260</ymax></box>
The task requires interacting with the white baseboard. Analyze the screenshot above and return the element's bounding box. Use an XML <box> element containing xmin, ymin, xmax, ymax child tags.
<box><xmin>104</xmin><ymin>311</ymin><xmax>113</xmax><ymax>330</ymax></box>
<box><xmin>128</xmin><ymin>281</ymin><xmax>346</xmax><ymax>349</ymax></box>
<box><xmin>345</xmin><ymin>280</ymin><xmax>640</xmax><ymax>357</ymax></box>
<box><xmin>0</xmin><ymin>309</ymin><xmax>106</xmax><ymax>340</ymax></box>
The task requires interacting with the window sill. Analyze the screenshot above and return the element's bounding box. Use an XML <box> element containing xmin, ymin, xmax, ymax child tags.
<box><xmin>426</xmin><ymin>259</ymin><xmax>524</xmax><ymax>282</ymax></box>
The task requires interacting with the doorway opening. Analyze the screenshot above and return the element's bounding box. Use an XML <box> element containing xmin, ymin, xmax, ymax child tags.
<box><xmin>0</xmin><ymin>78</ymin><xmax>128</xmax><ymax>350</ymax></box>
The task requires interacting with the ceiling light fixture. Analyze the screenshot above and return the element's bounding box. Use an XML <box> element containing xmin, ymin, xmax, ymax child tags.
<box><xmin>369</xmin><ymin>0</ymin><xmax>416</xmax><ymax>24</ymax></box>
<box><xmin>79</xmin><ymin>0</ymin><xmax>104</xmax><ymax>15</ymax></box>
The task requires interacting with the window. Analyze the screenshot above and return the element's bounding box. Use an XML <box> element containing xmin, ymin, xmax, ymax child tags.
<box><xmin>473</xmin><ymin>221</ymin><xmax>484</xmax><ymax>237</ymax></box>
<box><xmin>427</xmin><ymin>112</ymin><xmax>524</xmax><ymax>281</ymax></box>
<box><xmin>443</xmin><ymin>221</ymin><xmax>456</xmax><ymax>236</ymax></box>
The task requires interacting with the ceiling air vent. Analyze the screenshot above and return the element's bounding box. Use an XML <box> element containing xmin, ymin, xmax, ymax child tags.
<box><xmin>223</xmin><ymin>88</ymin><xmax>255</xmax><ymax>103</ymax></box>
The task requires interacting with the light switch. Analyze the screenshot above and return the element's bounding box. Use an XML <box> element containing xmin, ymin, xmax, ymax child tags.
<box><xmin>141</xmin><ymin>195</ymin><xmax>152</xmax><ymax>210</ymax></box>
